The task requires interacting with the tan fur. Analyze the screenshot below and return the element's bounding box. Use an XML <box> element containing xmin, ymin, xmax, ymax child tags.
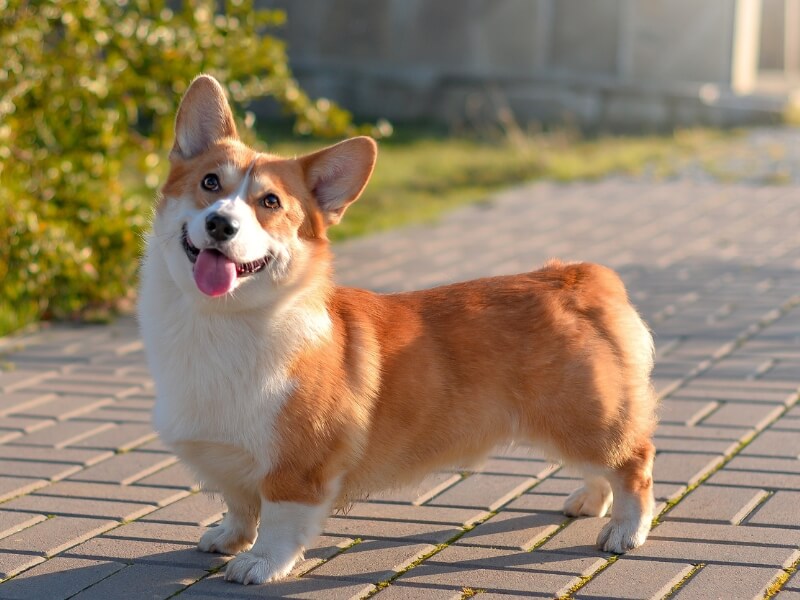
<box><xmin>261</xmin><ymin>261</ymin><xmax>657</xmax><ymax>509</ymax></box>
<box><xmin>147</xmin><ymin>76</ymin><xmax>659</xmax><ymax>579</ymax></box>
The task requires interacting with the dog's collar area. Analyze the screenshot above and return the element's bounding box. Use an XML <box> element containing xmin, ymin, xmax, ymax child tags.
<box><xmin>181</xmin><ymin>223</ymin><xmax>270</xmax><ymax>277</ymax></box>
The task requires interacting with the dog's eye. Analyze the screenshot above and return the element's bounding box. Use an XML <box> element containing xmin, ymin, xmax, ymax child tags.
<box><xmin>260</xmin><ymin>193</ymin><xmax>281</xmax><ymax>209</ymax></box>
<box><xmin>201</xmin><ymin>174</ymin><xmax>220</xmax><ymax>192</ymax></box>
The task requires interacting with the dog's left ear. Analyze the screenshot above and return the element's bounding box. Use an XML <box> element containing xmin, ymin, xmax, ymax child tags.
<box><xmin>299</xmin><ymin>136</ymin><xmax>377</xmax><ymax>226</ymax></box>
<box><xmin>172</xmin><ymin>74</ymin><xmax>238</xmax><ymax>159</ymax></box>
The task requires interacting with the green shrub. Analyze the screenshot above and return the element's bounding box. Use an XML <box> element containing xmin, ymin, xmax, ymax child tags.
<box><xmin>0</xmin><ymin>0</ymin><xmax>381</xmax><ymax>336</ymax></box>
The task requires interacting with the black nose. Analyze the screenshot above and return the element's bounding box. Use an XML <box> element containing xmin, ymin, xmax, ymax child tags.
<box><xmin>205</xmin><ymin>213</ymin><xmax>239</xmax><ymax>242</ymax></box>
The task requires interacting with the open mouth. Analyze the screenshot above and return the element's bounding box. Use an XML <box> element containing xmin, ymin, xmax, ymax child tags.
<box><xmin>181</xmin><ymin>224</ymin><xmax>269</xmax><ymax>277</ymax></box>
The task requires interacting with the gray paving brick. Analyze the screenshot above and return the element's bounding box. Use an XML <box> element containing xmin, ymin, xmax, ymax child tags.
<box><xmin>61</xmin><ymin>365</ymin><xmax>126</xmax><ymax>377</ymax></box>
<box><xmin>134</xmin><ymin>437</ymin><xmax>172</xmax><ymax>454</ymax></box>
<box><xmin>426</xmin><ymin>474</ymin><xmax>535</xmax><ymax>510</ymax></box>
<box><xmin>0</xmin><ymin>370</ymin><xmax>54</xmax><ymax>394</ymax></box>
<box><xmin>0</xmin><ymin>460</ymin><xmax>75</xmax><ymax>482</ymax></box>
<box><xmin>75</xmin><ymin>406</ymin><xmax>152</xmax><ymax>424</ymax></box>
<box><xmin>760</xmin><ymin>362</ymin><xmax>800</xmax><ymax>386</ymax></box>
<box><xmin>1</xmin><ymin>493</ymin><xmax>160</xmax><ymax>522</ymax></box>
<box><xmin>0</xmin><ymin>477</ymin><xmax>49</xmax><ymax>502</ymax></box>
<box><xmin>699</xmin><ymin>401</ymin><xmax>785</xmax><ymax>429</ymax></box>
<box><xmin>370</xmin><ymin>583</ymin><xmax>461</xmax><ymax>599</ymax></box>
<box><xmin>477</xmin><ymin>454</ymin><xmax>558</xmax><ymax>479</ymax></box>
<box><xmin>0</xmin><ymin>556</ymin><xmax>125</xmax><ymax>599</ymax></box>
<box><xmin>786</xmin><ymin>570</ymin><xmax>800</xmax><ymax>591</ymax></box>
<box><xmin>0</xmin><ymin>416</ymin><xmax>53</xmax><ymax>436</ymax></box>
<box><xmin>0</xmin><ymin>517</ymin><xmax>116</xmax><ymax>558</ymax></box>
<box><xmin>306</xmin><ymin>539</ymin><xmax>434</xmax><ymax>583</ymax></box>
<box><xmin>728</xmin><ymin>454</ymin><xmax>800</xmax><ymax>474</ymax></box>
<box><xmin>706</xmin><ymin>453</ymin><xmax>800</xmax><ymax>491</ymax></box>
<box><xmin>503</xmin><ymin>492</ymin><xmax>569</xmax><ymax>514</ymax></box>
<box><xmin>0</xmin><ymin>553</ymin><xmax>45</xmax><ymax>580</ymax></box>
<box><xmin>66</xmin><ymin>452</ymin><xmax>177</xmax><ymax>485</ymax></box>
<box><xmin>0</xmin><ymin>430</ymin><xmax>22</xmax><ymax>445</ymax></box>
<box><xmin>7</xmin><ymin>421</ymin><xmax>115</xmax><ymax>448</ymax></box>
<box><xmin>343</xmin><ymin>502</ymin><xmax>487</xmax><ymax>528</ymax></box>
<box><xmin>0</xmin><ymin>512</ymin><xmax>46</xmax><ymax>540</ymax></box>
<box><xmin>0</xmin><ymin>445</ymin><xmax>108</xmax><ymax>467</ymax></box>
<box><xmin>139</xmin><ymin>492</ymin><xmax>225</xmax><ymax>526</ymax></box>
<box><xmin>25</xmin><ymin>377</ymin><xmax>140</xmax><ymax>399</ymax></box>
<box><xmin>131</xmin><ymin>461</ymin><xmax>196</xmax><ymax>490</ymax></box>
<box><xmin>71</xmin><ymin>563</ymin><xmax>206</xmax><ymax>600</ymax></box>
<box><xmin>458</xmin><ymin>511</ymin><xmax>565</xmax><ymax>550</ymax></box>
<box><xmin>658</xmin><ymin>398</ymin><xmax>719</xmax><ymax>426</ymax></box>
<box><xmin>395</xmin><ymin>545</ymin><xmax>605</xmax><ymax>598</ymax></box>
<box><xmin>291</xmin><ymin>535</ymin><xmax>355</xmax><ymax>577</ymax></box>
<box><xmin>653</xmin><ymin>452</ymin><xmax>725</xmax><ymax>486</ymax></box>
<box><xmin>671</xmin><ymin>382</ymin><xmax>798</xmax><ymax>405</ymax></box>
<box><xmin>2</xmin><ymin>357</ymin><xmax>86</xmax><ymax>372</ymax></box>
<box><xmin>673</xmin><ymin>564</ymin><xmax>785</xmax><ymax>599</ymax></box>
<box><xmin>181</xmin><ymin>573</ymin><xmax>375</xmax><ymax>599</ymax></box>
<box><xmin>627</xmin><ymin>521</ymin><xmax>800</xmax><ymax>567</ymax></box>
<box><xmin>665</xmin><ymin>485</ymin><xmax>769</xmax><ymax>524</ymax></box>
<box><xmin>10</xmin><ymin>396</ymin><xmax>114</xmax><ymax>421</ymax></box>
<box><xmin>502</xmin><ymin>475</ymin><xmax>577</xmax><ymax>514</ymax></box>
<box><xmin>105</xmin><ymin>521</ymin><xmax>210</xmax><ymax>545</ymax></box>
<box><xmin>745</xmin><ymin>491</ymin><xmax>800</xmax><ymax>527</ymax></box>
<box><xmin>49</xmin><ymin>371</ymin><xmax>148</xmax><ymax>386</ymax></box>
<box><xmin>323</xmin><ymin>515</ymin><xmax>460</xmax><ymax>545</ymax></box>
<box><xmin>774</xmin><ymin>414</ymin><xmax>800</xmax><ymax>432</ymax></box>
<box><xmin>536</xmin><ymin>517</ymin><xmax>611</xmax><ymax>558</ymax></box>
<box><xmin>741</xmin><ymin>430</ymin><xmax>800</xmax><ymax>458</ymax></box>
<box><xmin>64</xmin><ymin>533</ymin><xmax>225</xmax><ymax>570</ymax></box>
<box><xmin>370</xmin><ymin>472</ymin><xmax>460</xmax><ymax>505</ymax></box>
<box><xmin>0</xmin><ymin>393</ymin><xmax>54</xmax><ymax>417</ymax></box>
<box><xmin>66</xmin><ymin>423</ymin><xmax>156</xmax><ymax>452</ymax></box>
<box><xmin>32</xmin><ymin>480</ymin><xmax>187</xmax><ymax>506</ymax></box>
<box><xmin>575</xmin><ymin>558</ymin><xmax>693</xmax><ymax>600</ymax></box>
<box><xmin>694</xmin><ymin>355</ymin><xmax>776</xmax><ymax>380</ymax></box>
<box><xmin>654</xmin><ymin>424</ymin><xmax>749</xmax><ymax>454</ymax></box>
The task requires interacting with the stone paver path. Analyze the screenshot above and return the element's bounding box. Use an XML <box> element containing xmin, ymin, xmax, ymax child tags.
<box><xmin>1</xmin><ymin>170</ymin><xmax>800</xmax><ymax>598</ymax></box>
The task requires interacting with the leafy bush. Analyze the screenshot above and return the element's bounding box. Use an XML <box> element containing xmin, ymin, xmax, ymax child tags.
<box><xmin>0</xmin><ymin>0</ymin><xmax>382</xmax><ymax>335</ymax></box>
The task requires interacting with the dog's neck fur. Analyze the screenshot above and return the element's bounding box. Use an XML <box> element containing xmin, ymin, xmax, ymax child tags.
<box><xmin>142</xmin><ymin>235</ymin><xmax>335</xmax><ymax>464</ymax></box>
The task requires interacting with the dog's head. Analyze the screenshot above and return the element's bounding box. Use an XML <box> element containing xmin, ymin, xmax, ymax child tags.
<box><xmin>152</xmin><ymin>75</ymin><xmax>376</xmax><ymax>308</ymax></box>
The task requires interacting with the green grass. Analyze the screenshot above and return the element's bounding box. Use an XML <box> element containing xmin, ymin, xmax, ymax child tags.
<box><xmin>260</xmin><ymin>126</ymin><xmax>734</xmax><ymax>242</ymax></box>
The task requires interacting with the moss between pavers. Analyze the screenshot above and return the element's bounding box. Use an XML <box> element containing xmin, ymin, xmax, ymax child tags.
<box><xmin>662</xmin><ymin>563</ymin><xmax>705</xmax><ymax>599</ymax></box>
<box><xmin>764</xmin><ymin>555</ymin><xmax>800</xmax><ymax>599</ymax></box>
<box><xmin>556</xmin><ymin>555</ymin><xmax>618</xmax><ymax>600</ymax></box>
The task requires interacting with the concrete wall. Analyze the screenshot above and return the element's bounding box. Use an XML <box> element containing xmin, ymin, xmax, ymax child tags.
<box><xmin>260</xmin><ymin>0</ymin><xmax>796</xmax><ymax>128</ymax></box>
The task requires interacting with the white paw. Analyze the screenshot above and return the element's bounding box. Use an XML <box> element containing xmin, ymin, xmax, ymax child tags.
<box><xmin>198</xmin><ymin>523</ymin><xmax>255</xmax><ymax>555</ymax></box>
<box><xmin>596</xmin><ymin>516</ymin><xmax>651</xmax><ymax>553</ymax></box>
<box><xmin>224</xmin><ymin>551</ymin><xmax>295</xmax><ymax>585</ymax></box>
<box><xmin>564</xmin><ymin>484</ymin><xmax>613</xmax><ymax>518</ymax></box>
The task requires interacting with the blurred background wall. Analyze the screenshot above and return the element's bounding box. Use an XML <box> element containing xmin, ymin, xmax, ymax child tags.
<box><xmin>260</xmin><ymin>0</ymin><xmax>800</xmax><ymax>128</ymax></box>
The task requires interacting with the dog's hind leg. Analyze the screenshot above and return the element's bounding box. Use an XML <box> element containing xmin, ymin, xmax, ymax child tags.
<box><xmin>596</xmin><ymin>440</ymin><xmax>655</xmax><ymax>553</ymax></box>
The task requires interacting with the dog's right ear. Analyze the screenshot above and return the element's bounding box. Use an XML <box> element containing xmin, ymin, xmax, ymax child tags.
<box><xmin>171</xmin><ymin>75</ymin><xmax>238</xmax><ymax>159</ymax></box>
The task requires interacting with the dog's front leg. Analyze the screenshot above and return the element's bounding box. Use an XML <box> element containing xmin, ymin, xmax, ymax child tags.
<box><xmin>223</xmin><ymin>496</ymin><xmax>330</xmax><ymax>584</ymax></box>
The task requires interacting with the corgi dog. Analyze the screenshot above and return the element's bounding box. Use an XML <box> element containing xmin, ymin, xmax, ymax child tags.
<box><xmin>138</xmin><ymin>75</ymin><xmax>657</xmax><ymax>585</ymax></box>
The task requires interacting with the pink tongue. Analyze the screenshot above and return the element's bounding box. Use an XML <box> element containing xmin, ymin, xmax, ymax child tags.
<box><xmin>193</xmin><ymin>250</ymin><xmax>237</xmax><ymax>297</ymax></box>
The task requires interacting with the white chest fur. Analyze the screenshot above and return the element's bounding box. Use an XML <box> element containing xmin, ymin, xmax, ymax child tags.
<box><xmin>138</xmin><ymin>243</ymin><xmax>327</xmax><ymax>482</ymax></box>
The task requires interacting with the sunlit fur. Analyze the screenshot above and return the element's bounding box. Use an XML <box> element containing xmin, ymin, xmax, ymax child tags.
<box><xmin>139</xmin><ymin>75</ymin><xmax>658</xmax><ymax>585</ymax></box>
